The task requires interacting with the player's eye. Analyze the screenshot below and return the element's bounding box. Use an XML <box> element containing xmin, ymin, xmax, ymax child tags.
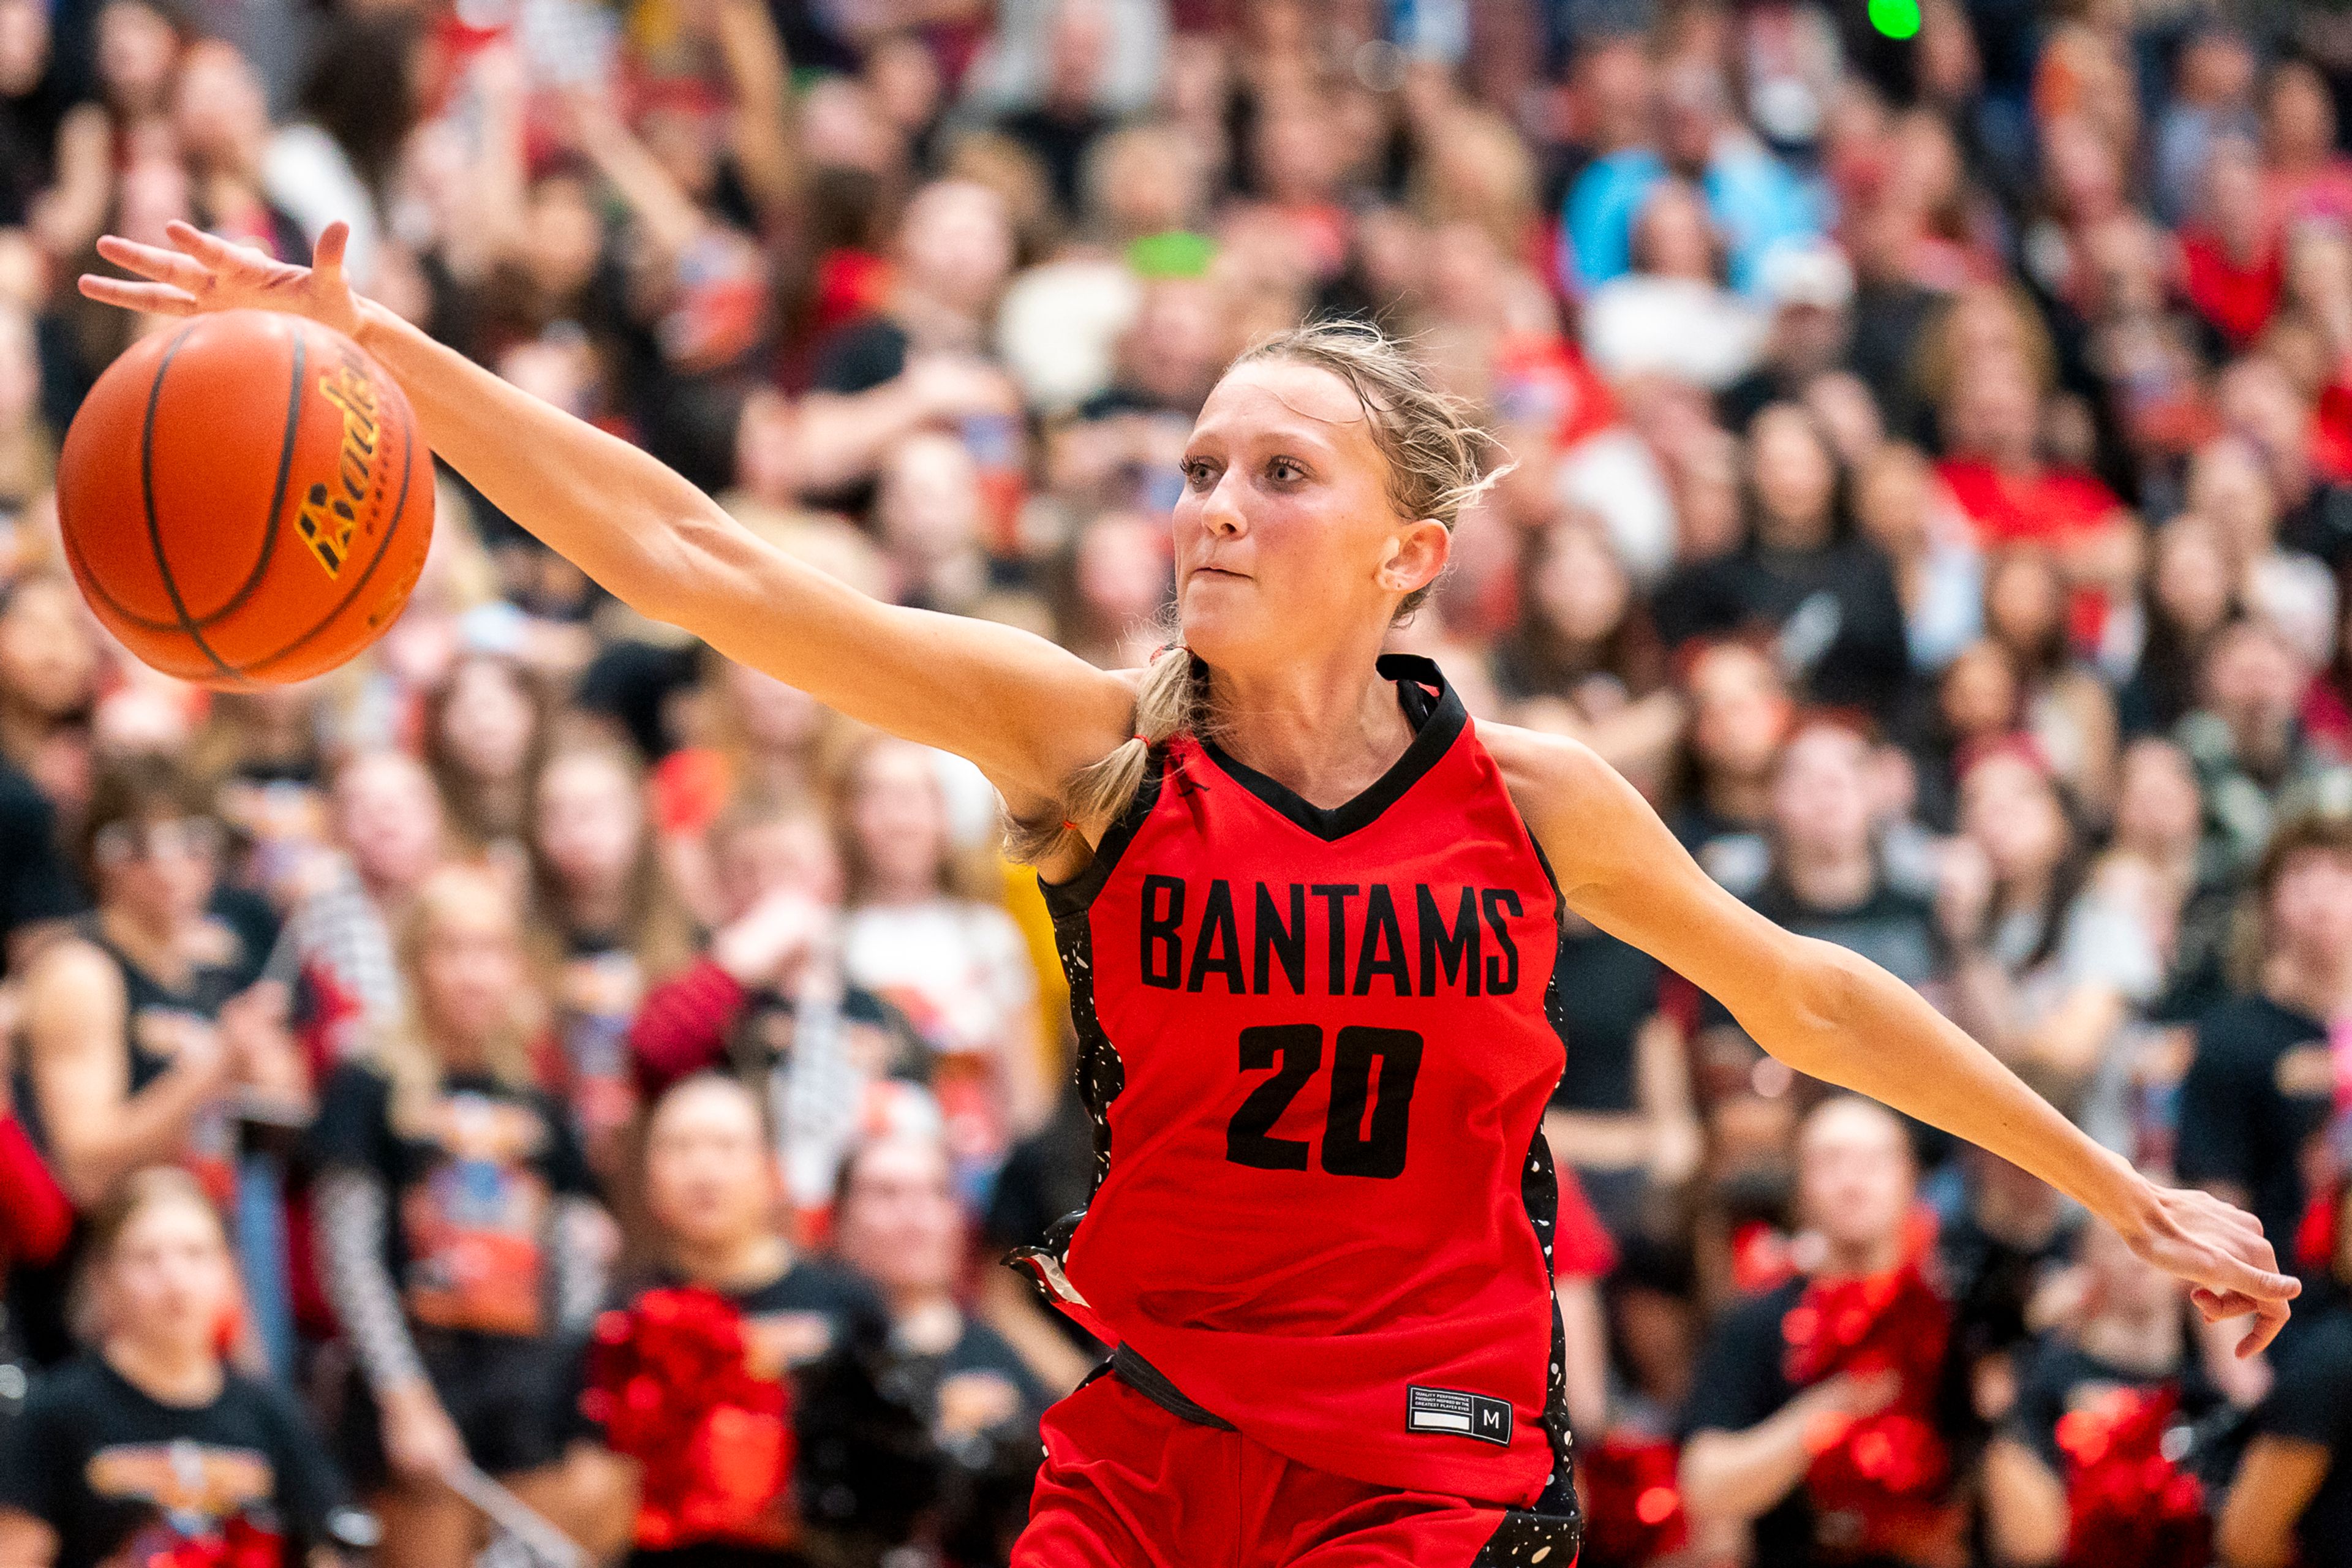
<box><xmin>1267</xmin><ymin>456</ymin><xmax>1307</xmax><ymax>484</ymax></box>
<box><xmin>1182</xmin><ymin>459</ymin><xmax>1218</xmax><ymax>489</ymax></box>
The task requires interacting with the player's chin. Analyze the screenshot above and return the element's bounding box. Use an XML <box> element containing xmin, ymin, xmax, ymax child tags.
<box><xmin>1175</xmin><ymin>589</ymin><xmax>1270</xmax><ymax>664</ymax></box>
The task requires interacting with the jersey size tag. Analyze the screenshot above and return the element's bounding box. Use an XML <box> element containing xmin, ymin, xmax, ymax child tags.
<box><xmin>1405</xmin><ymin>1385</ymin><xmax>1513</xmax><ymax>1446</ymax></box>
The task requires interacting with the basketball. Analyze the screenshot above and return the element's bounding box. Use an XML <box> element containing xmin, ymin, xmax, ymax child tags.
<box><xmin>55</xmin><ymin>309</ymin><xmax>432</xmax><ymax>688</ymax></box>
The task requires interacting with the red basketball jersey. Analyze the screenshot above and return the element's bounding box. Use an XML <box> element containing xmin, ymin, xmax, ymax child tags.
<box><xmin>1014</xmin><ymin>655</ymin><xmax>1578</xmax><ymax>1513</ymax></box>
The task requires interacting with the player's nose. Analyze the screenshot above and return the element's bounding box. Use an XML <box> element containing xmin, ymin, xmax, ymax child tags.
<box><xmin>1200</xmin><ymin>473</ymin><xmax>1248</xmax><ymax>537</ymax></box>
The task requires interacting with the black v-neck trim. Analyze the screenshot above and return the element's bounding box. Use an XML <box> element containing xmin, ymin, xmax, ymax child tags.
<box><xmin>1199</xmin><ymin>654</ymin><xmax>1466</xmax><ymax>842</ymax></box>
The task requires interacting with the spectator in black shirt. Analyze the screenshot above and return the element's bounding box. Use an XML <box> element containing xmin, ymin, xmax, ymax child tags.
<box><xmin>1544</xmin><ymin>911</ymin><xmax>1700</xmax><ymax>1241</ymax></box>
<box><xmin>2176</xmin><ymin>810</ymin><xmax>2352</xmax><ymax>1276</ymax></box>
<box><xmin>0</xmin><ymin>1169</ymin><xmax>364</xmax><ymax>1568</ymax></box>
<box><xmin>833</xmin><ymin>1134</ymin><xmax>1047</xmax><ymax>1567</ymax></box>
<box><xmin>1982</xmin><ymin>1219</ymin><xmax>2239</xmax><ymax>1568</ymax></box>
<box><xmin>993</xmin><ymin>0</ymin><xmax>1114</xmax><ymax>225</ymax></box>
<box><xmin>1653</xmin><ymin>402</ymin><xmax>1912</xmax><ymax>723</ymax></box>
<box><xmin>0</xmin><ymin>756</ymin><xmax>78</xmax><ymax>971</ymax></box>
<box><xmin>1725</xmin><ymin>719</ymin><xmax>1942</xmax><ymax>994</ymax></box>
<box><xmin>2218</xmin><ymin>1180</ymin><xmax>2352</xmax><ymax>1568</ymax></box>
<box><xmin>1716</xmin><ymin>243</ymin><xmax>1858</xmax><ymax>434</ymax></box>
<box><xmin>0</xmin><ymin>0</ymin><xmax>80</xmax><ymax>231</ymax></box>
<box><xmin>1679</xmin><ymin>1097</ymin><xmax>1959</xmax><ymax>1568</ymax></box>
<box><xmin>0</xmin><ymin>573</ymin><xmax>97</xmax><ymax>826</ymax></box>
<box><xmin>980</xmin><ymin>1085</ymin><xmax>1103</xmax><ymax>1396</ymax></box>
<box><xmin>581</xmin><ymin>1073</ymin><xmax>895</xmax><ymax>1568</ymax></box>
<box><xmin>2120</xmin><ymin>514</ymin><xmax>2239</xmax><ymax>741</ymax></box>
<box><xmin>307</xmin><ymin>867</ymin><xmax>608</xmax><ymax>1568</ymax></box>
<box><xmin>19</xmin><ymin>756</ymin><xmax>306</xmax><ymax>1210</ymax></box>
<box><xmin>794</xmin><ymin>179</ymin><xmax>1022</xmax><ymax>506</ymax></box>
<box><xmin>1939</xmin><ymin>1146</ymin><xmax>2081</xmax><ymax>1432</ymax></box>
<box><xmin>1671</xmin><ymin>638</ymin><xmax>1794</xmax><ymax>876</ymax></box>
<box><xmin>1490</xmin><ymin>516</ymin><xmax>1678</xmax><ymax>791</ymax></box>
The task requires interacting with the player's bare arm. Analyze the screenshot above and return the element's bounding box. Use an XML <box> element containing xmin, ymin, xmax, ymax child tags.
<box><xmin>1485</xmin><ymin>719</ymin><xmax>2302</xmax><ymax>1355</ymax></box>
<box><xmin>78</xmin><ymin>221</ymin><xmax>1136</xmax><ymax>821</ymax></box>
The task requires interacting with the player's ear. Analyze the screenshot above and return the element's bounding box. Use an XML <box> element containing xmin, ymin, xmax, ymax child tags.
<box><xmin>1380</xmin><ymin>519</ymin><xmax>1451</xmax><ymax>597</ymax></box>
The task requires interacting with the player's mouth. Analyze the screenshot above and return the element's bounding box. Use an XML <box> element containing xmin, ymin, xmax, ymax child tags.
<box><xmin>1190</xmin><ymin>565</ymin><xmax>1250</xmax><ymax>581</ymax></box>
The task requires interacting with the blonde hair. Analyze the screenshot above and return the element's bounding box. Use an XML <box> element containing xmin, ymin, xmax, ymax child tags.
<box><xmin>375</xmin><ymin>865</ymin><xmax>543</xmax><ymax>1137</ymax></box>
<box><xmin>1006</xmin><ymin>320</ymin><xmax>1501</xmax><ymax>864</ymax></box>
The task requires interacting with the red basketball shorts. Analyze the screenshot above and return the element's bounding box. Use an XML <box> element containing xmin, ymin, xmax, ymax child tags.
<box><xmin>1012</xmin><ymin>1371</ymin><xmax>1579</xmax><ymax>1568</ymax></box>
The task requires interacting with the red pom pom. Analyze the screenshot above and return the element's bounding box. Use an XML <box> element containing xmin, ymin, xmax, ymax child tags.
<box><xmin>587</xmin><ymin>1287</ymin><xmax>798</xmax><ymax>1551</ymax></box>
<box><xmin>2058</xmin><ymin>1385</ymin><xmax>2211</xmax><ymax>1568</ymax></box>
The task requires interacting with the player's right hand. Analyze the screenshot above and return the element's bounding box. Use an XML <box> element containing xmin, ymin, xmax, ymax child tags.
<box><xmin>80</xmin><ymin>219</ymin><xmax>367</xmax><ymax>342</ymax></box>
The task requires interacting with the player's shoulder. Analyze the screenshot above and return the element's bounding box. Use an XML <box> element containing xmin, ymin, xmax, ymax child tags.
<box><xmin>1476</xmin><ymin>718</ymin><xmax>1617</xmax><ymax>805</ymax></box>
<box><xmin>1476</xmin><ymin>718</ymin><xmax>1644</xmax><ymax>855</ymax></box>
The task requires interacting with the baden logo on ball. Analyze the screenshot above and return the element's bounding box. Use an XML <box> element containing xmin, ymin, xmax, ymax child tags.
<box><xmin>55</xmin><ymin>309</ymin><xmax>434</xmax><ymax>688</ymax></box>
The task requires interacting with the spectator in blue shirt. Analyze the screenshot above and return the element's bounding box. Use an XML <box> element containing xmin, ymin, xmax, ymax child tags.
<box><xmin>1563</xmin><ymin>62</ymin><xmax>1824</xmax><ymax>300</ymax></box>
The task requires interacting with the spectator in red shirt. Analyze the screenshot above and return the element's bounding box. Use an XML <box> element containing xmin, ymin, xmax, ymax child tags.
<box><xmin>2178</xmin><ymin>135</ymin><xmax>2283</xmax><ymax>352</ymax></box>
<box><xmin>1936</xmin><ymin>347</ymin><xmax>2135</xmax><ymax>653</ymax></box>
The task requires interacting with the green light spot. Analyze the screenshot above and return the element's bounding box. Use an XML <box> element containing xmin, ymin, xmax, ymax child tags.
<box><xmin>1869</xmin><ymin>0</ymin><xmax>1921</xmax><ymax>37</ymax></box>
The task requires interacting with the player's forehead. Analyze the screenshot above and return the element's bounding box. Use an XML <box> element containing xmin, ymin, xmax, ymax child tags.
<box><xmin>1189</xmin><ymin>358</ymin><xmax>1380</xmax><ymax>466</ymax></box>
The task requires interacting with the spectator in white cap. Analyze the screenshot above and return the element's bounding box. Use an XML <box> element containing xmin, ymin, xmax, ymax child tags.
<box><xmin>1580</xmin><ymin>178</ymin><xmax>1765</xmax><ymax>392</ymax></box>
<box><xmin>1719</xmin><ymin>238</ymin><xmax>1857</xmax><ymax>431</ymax></box>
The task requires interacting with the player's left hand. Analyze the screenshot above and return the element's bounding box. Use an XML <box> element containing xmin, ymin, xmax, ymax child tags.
<box><xmin>2122</xmin><ymin>1180</ymin><xmax>2300</xmax><ymax>1357</ymax></box>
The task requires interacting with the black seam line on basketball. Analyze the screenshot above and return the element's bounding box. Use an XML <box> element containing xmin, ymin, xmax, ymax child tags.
<box><xmin>140</xmin><ymin>323</ymin><xmax>240</xmax><ymax>682</ymax></box>
<box><xmin>235</xmin><ymin>402</ymin><xmax>413</xmax><ymax>677</ymax></box>
<box><xmin>100</xmin><ymin>320</ymin><xmax>309</xmax><ymax>635</ymax></box>
<box><xmin>55</xmin><ymin>527</ymin><xmax>214</xmax><ymax>680</ymax></box>
<box><xmin>68</xmin><ymin>385</ymin><xmax>240</xmax><ymax>636</ymax></box>
<box><xmin>189</xmin><ymin>318</ymin><xmax>304</xmax><ymax>628</ymax></box>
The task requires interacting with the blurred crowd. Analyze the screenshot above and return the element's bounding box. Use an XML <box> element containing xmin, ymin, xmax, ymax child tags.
<box><xmin>10</xmin><ymin>0</ymin><xmax>2352</xmax><ymax>1566</ymax></box>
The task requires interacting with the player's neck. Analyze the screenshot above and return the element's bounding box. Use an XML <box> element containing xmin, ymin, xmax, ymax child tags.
<box><xmin>1208</xmin><ymin>651</ymin><xmax>1413</xmax><ymax>813</ymax></box>
<box><xmin>104</xmin><ymin>1333</ymin><xmax>226</xmax><ymax>1408</ymax></box>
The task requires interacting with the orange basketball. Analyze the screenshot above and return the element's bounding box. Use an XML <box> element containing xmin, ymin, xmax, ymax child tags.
<box><xmin>56</xmin><ymin>309</ymin><xmax>432</xmax><ymax>688</ymax></box>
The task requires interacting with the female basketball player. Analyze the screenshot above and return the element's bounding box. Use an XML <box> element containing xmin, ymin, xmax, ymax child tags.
<box><xmin>85</xmin><ymin>222</ymin><xmax>2297</xmax><ymax>1567</ymax></box>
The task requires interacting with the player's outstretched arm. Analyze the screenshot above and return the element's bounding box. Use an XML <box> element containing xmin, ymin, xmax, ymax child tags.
<box><xmin>77</xmin><ymin>222</ymin><xmax>1134</xmax><ymax>820</ymax></box>
<box><xmin>1486</xmin><ymin>722</ymin><xmax>2302</xmax><ymax>1355</ymax></box>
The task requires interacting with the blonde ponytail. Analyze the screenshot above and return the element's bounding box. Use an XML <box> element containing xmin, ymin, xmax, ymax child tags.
<box><xmin>1003</xmin><ymin>641</ymin><xmax>1209</xmax><ymax>865</ymax></box>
